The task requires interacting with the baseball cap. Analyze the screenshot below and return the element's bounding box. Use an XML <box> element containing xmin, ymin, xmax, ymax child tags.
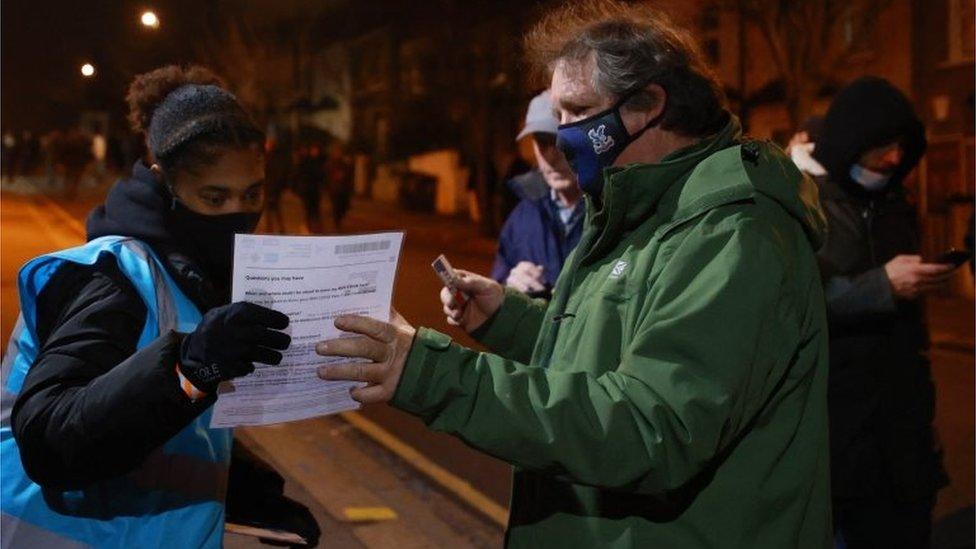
<box><xmin>516</xmin><ymin>91</ymin><xmax>559</xmax><ymax>142</ymax></box>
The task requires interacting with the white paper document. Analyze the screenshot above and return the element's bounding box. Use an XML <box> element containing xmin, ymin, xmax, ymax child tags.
<box><xmin>210</xmin><ymin>231</ymin><xmax>404</xmax><ymax>428</ymax></box>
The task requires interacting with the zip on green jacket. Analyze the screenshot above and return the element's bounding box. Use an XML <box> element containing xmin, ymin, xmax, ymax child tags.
<box><xmin>392</xmin><ymin>117</ymin><xmax>832</xmax><ymax>548</ymax></box>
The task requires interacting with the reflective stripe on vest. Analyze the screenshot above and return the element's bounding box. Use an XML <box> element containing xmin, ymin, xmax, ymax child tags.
<box><xmin>0</xmin><ymin>236</ymin><xmax>233</xmax><ymax>549</ymax></box>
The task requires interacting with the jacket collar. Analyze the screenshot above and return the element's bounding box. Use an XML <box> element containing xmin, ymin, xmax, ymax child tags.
<box><xmin>580</xmin><ymin>116</ymin><xmax>741</xmax><ymax>263</ymax></box>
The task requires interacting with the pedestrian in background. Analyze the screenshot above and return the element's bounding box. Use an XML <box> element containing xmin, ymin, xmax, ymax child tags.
<box><xmin>491</xmin><ymin>90</ymin><xmax>584</xmax><ymax>298</ymax></box>
<box><xmin>808</xmin><ymin>76</ymin><xmax>953</xmax><ymax>548</ymax></box>
<box><xmin>263</xmin><ymin>131</ymin><xmax>292</xmax><ymax>233</ymax></box>
<box><xmin>91</xmin><ymin>131</ymin><xmax>108</xmax><ymax>183</ymax></box>
<box><xmin>1</xmin><ymin>130</ymin><xmax>15</xmax><ymax>181</ymax></box>
<box><xmin>315</xmin><ymin>2</ymin><xmax>832</xmax><ymax>546</ymax></box>
<box><xmin>0</xmin><ymin>64</ymin><xmax>319</xmax><ymax>548</ymax></box>
<box><xmin>51</xmin><ymin>129</ymin><xmax>92</xmax><ymax>201</ymax></box>
<box><xmin>296</xmin><ymin>143</ymin><xmax>326</xmax><ymax>233</ymax></box>
<box><xmin>325</xmin><ymin>140</ymin><xmax>354</xmax><ymax>232</ymax></box>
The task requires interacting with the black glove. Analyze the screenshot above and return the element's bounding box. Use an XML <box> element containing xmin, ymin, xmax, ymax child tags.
<box><xmin>179</xmin><ymin>302</ymin><xmax>290</xmax><ymax>392</ymax></box>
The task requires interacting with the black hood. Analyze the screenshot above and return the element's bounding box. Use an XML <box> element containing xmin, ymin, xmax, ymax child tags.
<box><xmin>87</xmin><ymin>162</ymin><xmax>173</xmax><ymax>244</ymax></box>
<box><xmin>86</xmin><ymin>162</ymin><xmax>224</xmax><ymax>310</ymax></box>
<box><xmin>813</xmin><ymin>76</ymin><xmax>926</xmax><ymax>194</ymax></box>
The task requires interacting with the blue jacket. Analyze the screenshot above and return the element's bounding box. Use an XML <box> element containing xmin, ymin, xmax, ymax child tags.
<box><xmin>491</xmin><ymin>171</ymin><xmax>584</xmax><ymax>295</ymax></box>
<box><xmin>1</xmin><ymin>236</ymin><xmax>231</xmax><ymax>548</ymax></box>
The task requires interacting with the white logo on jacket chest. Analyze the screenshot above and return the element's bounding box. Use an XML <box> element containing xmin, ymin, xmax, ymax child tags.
<box><xmin>609</xmin><ymin>260</ymin><xmax>629</xmax><ymax>279</ymax></box>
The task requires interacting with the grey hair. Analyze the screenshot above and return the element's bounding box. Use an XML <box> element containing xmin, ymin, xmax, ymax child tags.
<box><xmin>527</xmin><ymin>1</ymin><xmax>728</xmax><ymax>137</ymax></box>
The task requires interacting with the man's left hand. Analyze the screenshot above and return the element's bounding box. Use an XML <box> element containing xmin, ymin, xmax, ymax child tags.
<box><xmin>315</xmin><ymin>310</ymin><xmax>416</xmax><ymax>404</ymax></box>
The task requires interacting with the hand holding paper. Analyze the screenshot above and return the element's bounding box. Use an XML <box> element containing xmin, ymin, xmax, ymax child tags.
<box><xmin>210</xmin><ymin>231</ymin><xmax>404</xmax><ymax>428</ymax></box>
<box><xmin>315</xmin><ymin>310</ymin><xmax>416</xmax><ymax>405</ymax></box>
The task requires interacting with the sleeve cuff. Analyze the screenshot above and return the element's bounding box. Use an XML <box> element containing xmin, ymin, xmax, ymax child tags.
<box><xmin>158</xmin><ymin>331</ymin><xmax>217</xmax><ymax>409</ymax></box>
<box><xmin>392</xmin><ymin>327</ymin><xmax>456</xmax><ymax>415</ymax></box>
<box><xmin>868</xmin><ymin>266</ymin><xmax>896</xmax><ymax>311</ymax></box>
<box><xmin>471</xmin><ymin>287</ymin><xmax>542</xmax><ymax>350</ymax></box>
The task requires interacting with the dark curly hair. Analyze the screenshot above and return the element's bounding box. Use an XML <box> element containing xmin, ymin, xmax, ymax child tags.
<box><xmin>125</xmin><ymin>64</ymin><xmax>263</xmax><ymax>176</ymax></box>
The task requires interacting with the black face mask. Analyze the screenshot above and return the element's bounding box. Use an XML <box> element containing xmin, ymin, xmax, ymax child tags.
<box><xmin>166</xmin><ymin>194</ymin><xmax>261</xmax><ymax>293</ymax></box>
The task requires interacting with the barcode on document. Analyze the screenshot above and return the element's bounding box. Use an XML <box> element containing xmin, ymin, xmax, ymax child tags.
<box><xmin>334</xmin><ymin>240</ymin><xmax>391</xmax><ymax>255</ymax></box>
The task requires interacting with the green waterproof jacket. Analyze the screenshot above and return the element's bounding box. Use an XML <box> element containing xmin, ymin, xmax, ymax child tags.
<box><xmin>392</xmin><ymin>117</ymin><xmax>832</xmax><ymax>548</ymax></box>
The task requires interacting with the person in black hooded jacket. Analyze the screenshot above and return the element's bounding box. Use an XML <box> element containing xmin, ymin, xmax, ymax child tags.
<box><xmin>8</xmin><ymin>65</ymin><xmax>320</xmax><ymax>547</ymax></box>
<box><xmin>809</xmin><ymin>76</ymin><xmax>954</xmax><ymax>548</ymax></box>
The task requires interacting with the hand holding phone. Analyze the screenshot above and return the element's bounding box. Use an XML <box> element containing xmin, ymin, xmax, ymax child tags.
<box><xmin>432</xmin><ymin>255</ymin><xmax>505</xmax><ymax>334</ymax></box>
<box><xmin>931</xmin><ymin>248</ymin><xmax>972</xmax><ymax>268</ymax></box>
<box><xmin>432</xmin><ymin>254</ymin><xmax>469</xmax><ymax>306</ymax></box>
<box><xmin>885</xmin><ymin>254</ymin><xmax>956</xmax><ymax>300</ymax></box>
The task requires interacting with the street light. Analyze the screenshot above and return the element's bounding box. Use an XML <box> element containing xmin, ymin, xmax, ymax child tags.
<box><xmin>140</xmin><ymin>10</ymin><xmax>159</xmax><ymax>29</ymax></box>
<box><xmin>80</xmin><ymin>63</ymin><xmax>95</xmax><ymax>77</ymax></box>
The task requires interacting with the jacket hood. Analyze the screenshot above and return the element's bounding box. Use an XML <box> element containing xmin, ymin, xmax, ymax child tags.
<box><xmin>812</xmin><ymin>76</ymin><xmax>926</xmax><ymax>193</ymax></box>
<box><xmin>603</xmin><ymin>116</ymin><xmax>827</xmax><ymax>251</ymax></box>
<box><xmin>86</xmin><ymin>162</ymin><xmax>224</xmax><ymax>309</ymax></box>
<box><xmin>677</xmin><ymin>136</ymin><xmax>827</xmax><ymax>250</ymax></box>
<box><xmin>87</xmin><ymin>162</ymin><xmax>174</xmax><ymax>244</ymax></box>
<box><xmin>744</xmin><ymin>142</ymin><xmax>828</xmax><ymax>250</ymax></box>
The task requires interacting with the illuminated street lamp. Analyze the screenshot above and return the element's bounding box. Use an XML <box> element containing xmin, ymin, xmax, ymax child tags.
<box><xmin>140</xmin><ymin>10</ymin><xmax>160</xmax><ymax>29</ymax></box>
<box><xmin>80</xmin><ymin>63</ymin><xmax>95</xmax><ymax>77</ymax></box>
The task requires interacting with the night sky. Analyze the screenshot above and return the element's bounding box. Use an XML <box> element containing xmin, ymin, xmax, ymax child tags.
<box><xmin>2</xmin><ymin>0</ymin><xmax>222</xmax><ymax>132</ymax></box>
<box><xmin>2</xmin><ymin>0</ymin><xmax>545</xmax><ymax>134</ymax></box>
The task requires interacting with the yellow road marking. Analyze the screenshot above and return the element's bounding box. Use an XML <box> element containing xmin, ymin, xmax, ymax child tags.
<box><xmin>33</xmin><ymin>193</ymin><xmax>510</xmax><ymax>529</ymax></box>
<box><xmin>342</xmin><ymin>411</ymin><xmax>508</xmax><ymax>527</ymax></box>
<box><xmin>341</xmin><ymin>506</ymin><xmax>399</xmax><ymax>522</ymax></box>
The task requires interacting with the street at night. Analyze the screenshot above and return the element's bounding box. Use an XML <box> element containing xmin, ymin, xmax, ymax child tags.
<box><xmin>2</xmin><ymin>178</ymin><xmax>973</xmax><ymax>547</ymax></box>
<box><xmin>2</xmin><ymin>1</ymin><xmax>974</xmax><ymax>548</ymax></box>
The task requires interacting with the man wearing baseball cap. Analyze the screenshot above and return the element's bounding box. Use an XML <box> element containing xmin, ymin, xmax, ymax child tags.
<box><xmin>491</xmin><ymin>90</ymin><xmax>584</xmax><ymax>298</ymax></box>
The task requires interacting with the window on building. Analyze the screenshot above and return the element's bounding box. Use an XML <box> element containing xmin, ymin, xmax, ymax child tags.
<box><xmin>842</xmin><ymin>12</ymin><xmax>854</xmax><ymax>48</ymax></box>
<box><xmin>700</xmin><ymin>5</ymin><xmax>720</xmax><ymax>31</ymax></box>
<box><xmin>699</xmin><ymin>3</ymin><xmax>722</xmax><ymax>68</ymax></box>
<box><xmin>704</xmin><ymin>38</ymin><xmax>721</xmax><ymax>65</ymax></box>
<box><xmin>354</xmin><ymin>31</ymin><xmax>391</xmax><ymax>95</ymax></box>
<box><xmin>947</xmin><ymin>0</ymin><xmax>975</xmax><ymax>63</ymax></box>
<box><xmin>399</xmin><ymin>39</ymin><xmax>433</xmax><ymax>97</ymax></box>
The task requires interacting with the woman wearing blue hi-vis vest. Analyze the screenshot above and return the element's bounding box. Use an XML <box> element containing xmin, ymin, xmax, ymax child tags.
<box><xmin>0</xmin><ymin>65</ymin><xmax>320</xmax><ymax>548</ymax></box>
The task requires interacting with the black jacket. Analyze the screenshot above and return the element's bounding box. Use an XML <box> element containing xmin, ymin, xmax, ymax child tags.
<box><xmin>11</xmin><ymin>163</ymin><xmax>319</xmax><ymax>546</ymax></box>
<box><xmin>812</xmin><ymin>77</ymin><xmax>947</xmax><ymax>501</ymax></box>
<box><xmin>11</xmin><ymin>163</ymin><xmax>223</xmax><ymax>488</ymax></box>
<box><xmin>10</xmin><ymin>163</ymin><xmax>295</xmax><ymax>515</ymax></box>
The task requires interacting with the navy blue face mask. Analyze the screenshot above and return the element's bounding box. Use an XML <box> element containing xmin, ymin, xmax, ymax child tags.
<box><xmin>555</xmin><ymin>87</ymin><xmax>666</xmax><ymax>197</ymax></box>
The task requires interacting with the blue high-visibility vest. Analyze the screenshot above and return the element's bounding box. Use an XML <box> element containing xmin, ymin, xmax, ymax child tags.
<box><xmin>0</xmin><ymin>236</ymin><xmax>233</xmax><ymax>548</ymax></box>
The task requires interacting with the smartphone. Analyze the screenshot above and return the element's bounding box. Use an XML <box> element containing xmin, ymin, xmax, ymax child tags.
<box><xmin>431</xmin><ymin>254</ymin><xmax>469</xmax><ymax>306</ymax></box>
<box><xmin>931</xmin><ymin>248</ymin><xmax>972</xmax><ymax>268</ymax></box>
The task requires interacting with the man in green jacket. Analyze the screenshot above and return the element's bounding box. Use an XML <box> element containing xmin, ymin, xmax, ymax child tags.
<box><xmin>316</xmin><ymin>2</ymin><xmax>832</xmax><ymax>547</ymax></box>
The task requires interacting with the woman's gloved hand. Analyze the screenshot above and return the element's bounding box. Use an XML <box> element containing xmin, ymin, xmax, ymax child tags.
<box><xmin>179</xmin><ymin>302</ymin><xmax>290</xmax><ymax>392</ymax></box>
